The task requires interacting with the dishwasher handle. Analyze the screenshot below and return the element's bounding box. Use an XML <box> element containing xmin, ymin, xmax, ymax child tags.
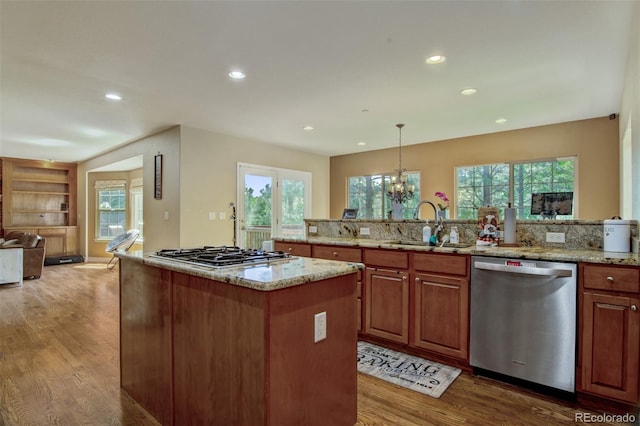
<box><xmin>473</xmin><ymin>261</ymin><xmax>573</xmax><ymax>277</ymax></box>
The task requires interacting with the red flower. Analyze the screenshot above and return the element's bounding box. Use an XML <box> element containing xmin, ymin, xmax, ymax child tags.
<box><xmin>435</xmin><ymin>192</ymin><xmax>449</xmax><ymax>210</ymax></box>
<box><xmin>435</xmin><ymin>192</ymin><xmax>449</xmax><ymax>202</ymax></box>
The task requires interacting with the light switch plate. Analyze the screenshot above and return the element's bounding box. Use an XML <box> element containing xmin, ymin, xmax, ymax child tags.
<box><xmin>360</xmin><ymin>227</ymin><xmax>370</xmax><ymax>236</ymax></box>
<box><xmin>314</xmin><ymin>311</ymin><xmax>327</xmax><ymax>343</ymax></box>
<box><xmin>308</xmin><ymin>225</ymin><xmax>318</xmax><ymax>234</ymax></box>
<box><xmin>208</xmin><ymin>212</ymin><xmax>216</xmax><ymax>220</ymax></box>
<box><xmin>219</xmin><ymin>212</ymin><xmax>226</xmax><ymax>220</ymax></box>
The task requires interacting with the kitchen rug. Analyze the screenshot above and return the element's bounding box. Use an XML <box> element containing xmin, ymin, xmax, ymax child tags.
<box><xmin>357</xmin><ymin>341</ymin><xmax>461</xmax><ymax>398</ymax></box>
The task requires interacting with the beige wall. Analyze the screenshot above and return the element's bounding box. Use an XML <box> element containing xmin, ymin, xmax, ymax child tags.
<box><xmin>619</xmin><ymin>1</ymin><xmax>640</xmax><ymax>220</ymax></box>
<box><xmin>330</xmin><ymin>117</ymin><xmax>619</xmax><ymax>220</ymax></box>
<box><xmin>79</xmin><ymin>126</ymin><xmax>181</xmax><ymax>255</ymax></box>
<box><xmin>179</xmin><ymin>126</ymin><xmax>330</xmax><ymax>247</ymax></box>
<box><xmin>78</xmin><ymin>125</ymin><xmax>330</xmax><ymax>255</ymax></box>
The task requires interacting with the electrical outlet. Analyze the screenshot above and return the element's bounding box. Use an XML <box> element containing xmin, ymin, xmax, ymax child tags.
<box><xmin>308</xmin><ymin>225</ymin><xmax>318</xmax><ymax>234</ymax></box>
<box><xmin>208</xmin><ymin>212</ymin><xmax>216</xmax><ymax>220</ymax></box>
<box><xmin>546</xmin><ymin>232</ymin><xmax>565</xmax><ymax>243</ymax></box>
<box><xmin>314</xmin><ymin>311</ymin><xmax>327</xmax><ymax>343</ymax></box>
<box><xmin>219</xmin><ymin>212</ymin><xmax>226</xmax><ymax>220</ymax></box>
<box><xmin>360</xmin><ymin>227</ymin><xmax>370</xmax><ymax>236</ymax></box>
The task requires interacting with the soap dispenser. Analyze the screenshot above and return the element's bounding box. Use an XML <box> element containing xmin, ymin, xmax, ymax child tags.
<box><xmin>450</xmin><ymin>226</ymin><xmax>459</xmax><ymax>244</ymax></box>
<box><xmin>422</xmin><ymin>223</ymin><xmax>432</xmax><ymax>243</ymax></box>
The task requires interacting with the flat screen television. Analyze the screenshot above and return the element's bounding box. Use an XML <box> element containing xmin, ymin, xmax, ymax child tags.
<box><xmin>530</xmin><ymin>192</ymin><xmax>573</xmax><ymax>217</ymax></box>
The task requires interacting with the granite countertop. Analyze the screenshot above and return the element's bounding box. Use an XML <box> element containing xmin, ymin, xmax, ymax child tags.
<box><xmin>116</xmin><ymin>250</ymin><xmax>364</xmax><ymax>291</ymax></box>
<box><xmin>274</xmin><ymin>236</ymin><xmax>640</xmax><ymax>266</ymax></box>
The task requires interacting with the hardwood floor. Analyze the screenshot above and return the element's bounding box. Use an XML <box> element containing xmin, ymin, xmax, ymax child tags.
<box><xmin>0</xmin><ymin>262</ymin><xmax>637</xmax><ymax>425</ymax></box>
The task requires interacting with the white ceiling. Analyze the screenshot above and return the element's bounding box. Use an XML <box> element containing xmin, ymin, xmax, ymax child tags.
<box><xmin>0</xmin><ymin>1</ymin><xmax>634</xmax><ymax>164</ymax></box>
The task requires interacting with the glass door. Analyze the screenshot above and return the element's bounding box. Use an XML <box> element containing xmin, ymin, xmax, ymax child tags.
<box><xmin>237</xmin><ymin>163</ymin><xmax>312</xmax><ymax>249</ymax></box>
<box><xmin>238</xmin><ymin>164</ymin><xmax>276</xmax><ymax>249</ymax></box>
<box><xmin>279</xmin><ymin>172</ymin><xmax>311</xmax><ymax>239</ymax></box>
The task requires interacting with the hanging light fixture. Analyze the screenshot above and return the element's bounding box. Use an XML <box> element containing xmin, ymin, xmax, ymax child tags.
<box><xmin>387</xmin><ymin>123</ymin><xmax>415</xmax><ymax>204</ymax></box>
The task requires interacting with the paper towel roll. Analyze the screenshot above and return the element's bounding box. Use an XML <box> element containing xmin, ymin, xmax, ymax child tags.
<box><xmin>504</xmin><ymin>207</ymin><xmax>516</xmax><ymax>244</ymax></box>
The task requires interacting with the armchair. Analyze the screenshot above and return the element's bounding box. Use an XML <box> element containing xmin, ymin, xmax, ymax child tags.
<box><xmin>2</xmin><ymin>231</ymin><xmax>46</xmax><ymax>279</ymax></box>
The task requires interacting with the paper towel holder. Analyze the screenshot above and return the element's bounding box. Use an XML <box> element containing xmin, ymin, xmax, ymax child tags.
<box><xmin>500</xmin><ymin>203</ymin><xmax>520</xmax><ymax>247</ymax></box>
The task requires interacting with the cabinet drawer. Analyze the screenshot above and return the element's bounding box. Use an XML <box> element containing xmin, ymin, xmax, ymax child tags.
<box><xmin>312</xmin><ymin>245</ymin><xmax>362</xmax><ymax>263</ymax></box>
<box><xmin>364</xmin><ymin>249</ymin><xmax>408</xmax><ymax>269</ymax></box>
<box><xmin>413</xmin><ymin>253</ymin><xmax>468</xmax><ymax>276</ymax></box>
<box><xmin>582</xmin><ymin>264</ymin><xmax>640</xmax><ymax>293</ymax></box>
<box><xmin>37</xmin><ymin>228</ymin><xmax>67</xmax><ymax>237</ymax></box>
<box><xmin>273</xmin><ymin>241</ymin><xmax>311</xmax><ymax>257</ymax></box>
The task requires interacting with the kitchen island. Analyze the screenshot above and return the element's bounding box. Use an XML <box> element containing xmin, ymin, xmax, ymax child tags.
<box><xmin>117</xmin><ymin>251</ymin><xmax>363</xmax><ymax>426</ymax></box>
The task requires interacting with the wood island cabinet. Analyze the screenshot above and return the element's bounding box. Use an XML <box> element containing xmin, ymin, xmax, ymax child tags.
<box><xmin>579</xmin><ymin>263</ymin><xmax>640</xmax><ymax>404</ymax></box>
<box><xmin>363</xmin><ymin>249</ymin><xmax>409</xmax><ymax>344</ymax></box>
<box><xmin>120</xmin><ymin>256</ymin><xmax>358</xmax><ymax>426</ymax></box>
<box><xmin>312</xmin><ymin>244</ymin><xmax>363</xmax><ymax>332</ymax></box>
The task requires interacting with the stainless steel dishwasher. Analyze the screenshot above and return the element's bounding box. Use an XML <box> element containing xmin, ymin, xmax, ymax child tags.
<box><xmin>470</xmin><ymin>256</ymin><xmax>577</xmax><ymax>393</ymax></box>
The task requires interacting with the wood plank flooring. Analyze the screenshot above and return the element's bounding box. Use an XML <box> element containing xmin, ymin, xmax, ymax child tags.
<box><xmin>1</xmin><ymin>262</ymin><xmax>637</xmax><ymax>425</ymax></box>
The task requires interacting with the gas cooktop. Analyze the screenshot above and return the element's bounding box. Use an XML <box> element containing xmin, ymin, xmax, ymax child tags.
<box><xmin>151</xmin><ymin>246</ymin><xmax>292</xmax><ymax>268</ymax></box>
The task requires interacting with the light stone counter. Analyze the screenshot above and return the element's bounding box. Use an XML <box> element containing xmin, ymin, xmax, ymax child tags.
<box><xmin>274</xmin><ymin>236</ymin><xmax>640</xmax><ymax>267</ymax></box>
<box><xmin>116</xmin><ymin>250</ymin><xmax>364</xmax><ymax>291</ymax></box>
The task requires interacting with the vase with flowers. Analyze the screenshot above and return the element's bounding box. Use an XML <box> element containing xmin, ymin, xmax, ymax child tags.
<box><xmin>435</xmin><ymin>191</ymin><xmax>449</xmax><ymax>220</ymax></box>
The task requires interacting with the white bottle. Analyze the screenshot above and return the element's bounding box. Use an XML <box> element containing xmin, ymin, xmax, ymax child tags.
<box><xmin>450</xmin><ymin>226</ymin><xmax>459</xmax><ymax>244</ymax></box>
<box><xmin>422</xmin><ymin>224</ymin><xmax>432</xmax><ymax>243</ymax></box>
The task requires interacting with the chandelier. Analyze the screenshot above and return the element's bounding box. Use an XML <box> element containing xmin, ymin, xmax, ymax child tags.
<box><xmin>387</xmin><ymin>123</ymin><xmax>415</xmax><ymax>204</ymax></box>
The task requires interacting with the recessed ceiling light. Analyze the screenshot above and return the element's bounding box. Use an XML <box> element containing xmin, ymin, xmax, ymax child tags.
<box><xmin>303</xmin><ymin>126</ymin><xmax>314</xmax><ymax>131</ymax></box>
<box><xmin>460</xmin><ymin>88</ymin><xmax>478</xmax><ymax>96</ymax></box>
<box><xmin>357</xmin><ymin>141</ymin><xmax>366</xmax><ymax>146</ymax></box>
<box><xmin>495</xmin><ymin>117</ymin><xmax>508</xmax><ymax>124</ymax></box>
<box><xmin>105</xmin><ymin>93</ymin><xmax>122</xmax><ymax>100</ymax></box>
<box><xmin>228</xmin><ymin>71</ymin><xmax>246</xmax><ymax>79</ymax></box>
<box><xmin>426</xmin><ymin>55</ymin><xmax>446</xmax><ymax>64</ymax></box>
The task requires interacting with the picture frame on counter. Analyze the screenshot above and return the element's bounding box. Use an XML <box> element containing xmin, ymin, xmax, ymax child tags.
<box><xmin>342</xmin><ymin>208</ymin><xmax>358</xmax><ymax>219</ymax></box>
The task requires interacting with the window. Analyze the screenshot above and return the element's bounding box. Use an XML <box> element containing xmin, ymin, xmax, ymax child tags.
<box><xmin>130</xmin><ymin>186</ymin><xmax>143</xmax><ymax>240</ymax></box>
<box><xmin>96</xmin><ymin>180</ymin><xmax>127</xmax><ymax>239</ymax></box>
<box><xmin>348</xmin><ymin>172</ymin><xmax>421</xmax><ymax>219</ymax></box>
<box><xmin>456</xmin><ymin>158</ymin><xmax>576</xmax><ymax>219</ymax></box>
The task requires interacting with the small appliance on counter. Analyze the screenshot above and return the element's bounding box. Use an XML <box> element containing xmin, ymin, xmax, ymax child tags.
<box><xmin>603</xmin><ymin>216</ymin><xmax>631</xmax><ymax>252</ymax></box>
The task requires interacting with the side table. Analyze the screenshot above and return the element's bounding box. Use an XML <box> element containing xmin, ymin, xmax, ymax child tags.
<box><xmin>0</xmin><ymin>247</ymin><xmax>24</xmax><ymax>286</ymax></box>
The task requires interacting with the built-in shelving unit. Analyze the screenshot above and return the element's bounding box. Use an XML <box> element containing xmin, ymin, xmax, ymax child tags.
<box><xmin>2</xmin><ymin>158</ymin><xmax>78</xmax><ymax>256</ymax></box>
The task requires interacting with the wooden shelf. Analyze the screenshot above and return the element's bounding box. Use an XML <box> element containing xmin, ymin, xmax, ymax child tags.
<box><xmin>13</xmin><ymin>178</ymin><xmax>69</xmax><ymax>184</ymax></box>
<box><xmin>2</xmin><ymin>157</ymin><xmax>77</xmax><ymax>238</ymax></box>
<box><xmin>12</xmin><ymin>191</ymin><xmax>70</xmax><ymax>195</ymax></box>
<box><xmin>13</xmin><ymin>210</ymin><xmax>69</xmax><ymax>214</ymax></box>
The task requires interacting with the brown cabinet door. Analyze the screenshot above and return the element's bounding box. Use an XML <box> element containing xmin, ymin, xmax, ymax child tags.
<box><xmin>365</xmin><ymin>267</ymin><xmax>409</xmax><ymax>344</ymax></box>
<box><xmin>412</xmin><ymin>273</ymin><xmax>469</xmax><ymax>360</ymax></box>
<box><xmin>581</xmin><ymin>292</ymin><xmax>640</xmax><ymax>403</ymax></box>
<box><xmin>38</xmin><ymin>228</ymin><xmax>67</xmax><ymax>256</ymax></box>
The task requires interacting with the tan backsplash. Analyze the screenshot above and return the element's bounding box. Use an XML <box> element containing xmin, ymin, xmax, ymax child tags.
<box><xmin>304</xmin><ymin>219</ymin><xmax>639</xmax><ymax>251</ymax></box>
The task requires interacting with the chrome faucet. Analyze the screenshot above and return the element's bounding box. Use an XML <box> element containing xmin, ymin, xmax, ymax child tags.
<box><xmin>413</xmin><ymin>200</ymin><xmax>438</xmax><ymax>220</ymax></box>
<box><xmin>414</xmin><ymin>200</ymin><xmax>444</xmax><ymax>244</ymax></box>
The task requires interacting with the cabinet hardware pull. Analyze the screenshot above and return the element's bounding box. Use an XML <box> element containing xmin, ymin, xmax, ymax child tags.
<box><xmin>415</xmin><ymin>277</ymin><xmax>420</xmax><ymax>282</ymax></box>
<box><xmin>606</xmin><ymin>276</ymin><xmax>614</xmax><ymax>282</ymax></box>
<box><xmin>402</xmin><ymin>276</ymin><xmax>407</xmax><ymax>281</ymax></box>
<box><xmin>632</xmin><ymin>305</ymin><xmax>638</xmax><ymax>311</ymax></box>
<box><xmin>333</xmin><ymin>252</ymin><xmax>338</xmax><ymax>257</ymax></box>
